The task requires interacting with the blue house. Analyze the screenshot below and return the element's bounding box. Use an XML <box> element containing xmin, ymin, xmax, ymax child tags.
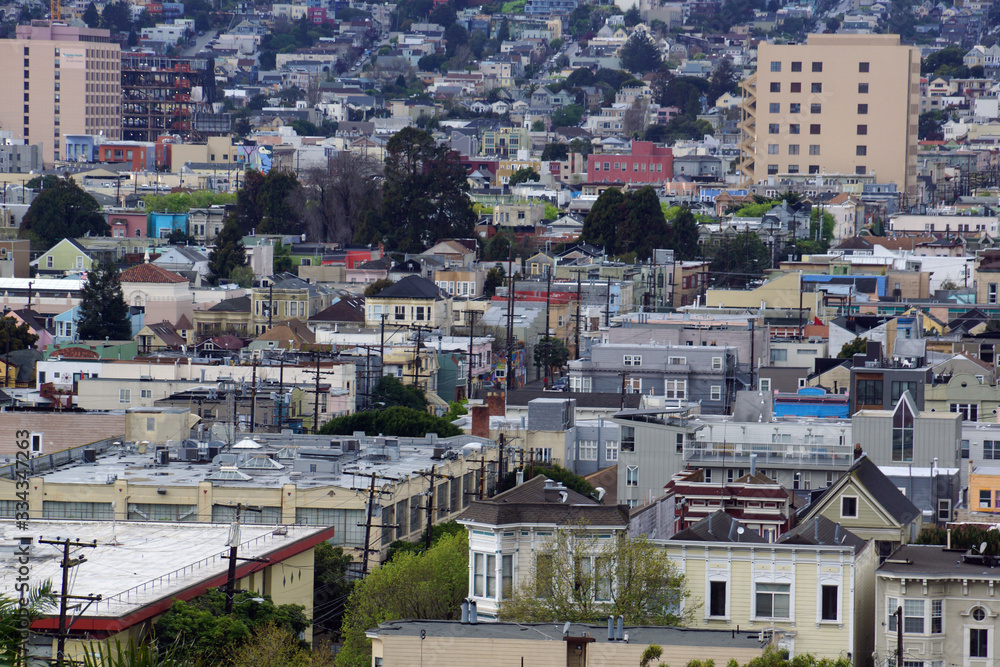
<box><xmin>148</xmin><ymin>212</ymin><xmax>189</xmax><ymax>239</ymax></box>
<box><xmin>54</xmin><ymin>305</ymin><xmax>145</xmax><ymax>343</ymax></box>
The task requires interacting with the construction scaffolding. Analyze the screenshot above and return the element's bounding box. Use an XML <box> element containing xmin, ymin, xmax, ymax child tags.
<box><xmin>120</xmin><ymin>54</ymin><xmax>217</xmax><ymax>142</ymax></box>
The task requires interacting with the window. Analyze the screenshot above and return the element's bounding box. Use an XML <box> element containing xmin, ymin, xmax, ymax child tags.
<box><xmin>809</xmin><ymin>145</ymin><xmax>820</xmax><ymax>155</ymax></box>
<box><xmin>892</xmin><ymin>399</ymin><xmax>914</xmax><ymax>462</ymax></box>
<box><xmin>768</xmin><ymin>165</ymin><xmax>779</xmax><ymax>175</ymax></box>
<box><xmin>904</xmin><ymin>599</ymin><xmax>924</xmax><ymax>633</ymax></box>
<box><xmin>768</xmin><ymin>144</ymin><xmax>779</xmax><ymax>154</ymax></box>
<box><xmin>394</xmin><ymin>305</ymin><xmax>405</xmax><ymax>321</ymax></box>
<box><xmin>605</xmin><ymin>440</ymin><xmax>618</xmax><ymax>461</ymax></box>
<box><xmin>981</xmin><ymin>489</ymin><xmax>992</xmax><ymax>508</ymax></box>
<box><xmin>810</xmin><ymin>103</ymin><xmax>822</xmax><ymax>114</ymax></box>
<box><xmin>711</xmin><ymin>385</ymin><xmax>722</xmax><ymax>401</ymax></box>
<box><xmin>857</xmin><ymin>145</ymin><xmax>867</xmax><ymax>156</ymax></box>
<box><xmin>811</xmin><ymin>82</ymin><xmax>822</xmax><ymax>93</ymax></box>
<box><xmin>140</xmin><ymin>389</ymin><xmax>152</xmax><ymax>399</ymax></box>
<box><xmin>668</xmin><ymin>356</ymin><xmax>686</xmax><ymax>365</ymax></box>
<box><xmin>768</xmin><ymin>123</ymin><xmax>780</xmax><ymax>134</ymax></box>
<box><xmin>536</xmin><ymin>554</ymin><xmax>554</xmax><ymax>598</ymax></box>
<box><xmin>931</xmin><ymin>600</ymin><xmax>942</xmax><ymax>633</ymax></box>
<box><xmin>119</xmin><ymin>389</ymin><xmax>131</xmax><ymax>403</ymax></box>
<box><xmin>821</xmin><ymin>585</ymin><xmax>838</xmax><ymax>621</ymax></box>
<box><xmin>809</xmin><ymin>165</ymin><xmax>820</xmax><ymax>174</ymax></box>
<box><xmin>971</xmin><ymin>629</ymin><xmax>989</xmax><ymax>658</ymax></box>
<box><xmin>760</xmin><ymin>378</ymin><xmax>771</xmax><ymax>392</ymax></box>
<box><xmin>501</xmin><ymin>554</ymin><xmax>513</xmax><ymax>598</ymax></box>
<box><xmin>812</xmin><ymin>61</ymin><xmax>823</xmax><ymax>72</ymax></box>
<box><xmin>951</xmin><ymin>404</ymin><xmax>979</xmax><ymax>421</ymax></box>
<box><xmin>624</xmin><ymin>354</ymin><xmax>642</xmax><ymax>366</ymax></box>
<box><xmin>859</xmin><ymin>61</ymin><xmax>869</xmax><ymax>72</ymax></box>
<box><xmin>858</xmin><ymin>103</ymin><xmax>868</xmax><ymax>114</ymax></box>
<box><xmin>579</xmin><ymin>440</ymin><xmax>598</xmax><ymax>461</ymax></box>
<box><xmin>46</xmin><ymin>256</ymin><xmax>53</xmax><ymax>269</ymax></box>
<box><xmin>961</xmin><ymin>439</ymin><xmax>970</xmax><ymax>459</ymax></box>
<box><xmin>621</xmin><ymin>425</ymin><xmax>635</xmax><ymax>451</ymax></box>
<box><xmin>991</xmin><ymin>283</ymin><xmax>999</xmax><ymax>304</ymax></box>
<box><xmin>790</xmin><ymin>124</ymin><xmax>800</xmax><ymax>134</ymax></box>
<box><xmin>626</xmin><ymin>465</ymin><xmax>638</xmax><ymax>487</ymax></box>
<box><xmin>810</xmin><ymin>124</ymin><xmax>821</xmax><ymax>135</ymax></box>
<box><xmin>770</xmin><ymin>61</ymin><xmax>781</xmax><ymax>72</ymax></box>
<box><xmin>769</xmin><ymin>102</ymin><xmax>780</xmax><ymax>113</ymax></box>
<box><xmin>770</xmin><ymin>82</ymin><xmax>781</xmax><ymax>93</ymax></box>
<box><xmin>675</xmin><ymin>433</ymin><xmax>684</xmax><ymax>453</ymax></box>
<box><xmin>888</xmin><ymin>597</ymin><xmax>899</xmax><ymax>631</ymax></box>
<box><xmin>788</xmin><ymin>165</ymin><xmax>799</xmax><ymax>174</ymax></box>
<box><xmin>857</xmin><ymin>124</ymin><xmax>868</xmax><ymax>135</ymax></box>
<box><xmin>791</xmin><ymin>61</ymin><xmax>802</xmax><ymax>72</ymax></box>
<box><xmin>856</xmin><ymin>166</ymin><xmax>866</xmax><ymax>175</ymax></box>
<box><xmin>858</xmin><ymin>82</ymin><xmax>869</xmax><ymax>94</ymax></box>
<box><xmin>891</xmin><ymin>381</ymin><xmax>917</xmax><ymax>402</ymax></box>
<box><xmin>985</xmin><ymin>441</ymin><xmax>1000</xmax><ymax>459</ymax></box>
<box><xmin>841</xmin><ymin>496</ymin><xmax>858</xmax><ymax>518</ymax></box>
<box><xmin>790</xmin><ymin>82</ymin><xmax>801</xmax><ymax>93</ymax></box>
<box><xmin>790</xmin><ymin>103</ymin><xmax>801</xmax><ymax>113</ymax></box>
<box><xmin>709</xmin><ymin>581</ymin><xmax>727</xmax><ymax>617</ymax></box>
<box><xmin>856</xmin><ymin>378</ymin><xmax>883</xmax><ymax>405</ymax></box>
<box><xmin>756</xmin><ymin>583</ymin><xmax>790</xmax><ymax>618</ymax></box>
<box><xmin>770</xmin><ymin>348</ymin><xmax>787</xmax><ymax>363</ymax></box>
<box><xmin>788</xmin><ymin>144</ymin><xmax>799</xmax><ymax>155</ymax></box>
<box><xmin>665</xmin><ymin>379</ymin><xmax>686</xmax><ymax>399</ymax></box>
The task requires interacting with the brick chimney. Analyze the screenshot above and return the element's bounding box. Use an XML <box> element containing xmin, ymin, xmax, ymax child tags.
<box><xmin>471</xmin><ymin>404</ymin><xmax>490</xmax><ymax>439</ymax></box>
<box><xmin>485</xmin><ymin>391</ymin><xmax>506</xmax><ymax>417</ymax></box>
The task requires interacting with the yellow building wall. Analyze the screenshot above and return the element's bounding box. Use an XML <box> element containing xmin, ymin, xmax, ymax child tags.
<box><xmin>969</xmin><ymin>471</ymin><xmax>1000</xmax><ymax>513</ymax></box>
<box><xmin>706</xmin><ymin>273</ymin><xmax>823</xmax><ymax>312</ymax></box>
<box><xmin>814</xmin><ymin>481</ymin><xmax>905</xmax><ymax>543</ymax></box>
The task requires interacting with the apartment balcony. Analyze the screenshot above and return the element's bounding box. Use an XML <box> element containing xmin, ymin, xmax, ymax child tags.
<box><xmin>684</xmin><ymin>441</ymin><xmax>854</xmax><ymax>470</ymax></box>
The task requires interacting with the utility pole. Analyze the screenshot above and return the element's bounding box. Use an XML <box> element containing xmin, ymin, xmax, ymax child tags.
<box><xmin>217</xmin><ymin>503</ymin><xmax>266</xmax><ymax>614</ymax></box>
<box><xmin>249</xmin><ymin>352</ymin><xmax>257</xmax><ymax>433</ymax></box>
<box><xmin>895</xmin><ymin>605</ymin><xmax>903</xmax><ymax>667</ymax></box>
<box><xmin>379</xmin><ymin>313</ymin><xmax>387</xmax><ymax>376</ymax></box>
<box><xmin>605</xmin><ymin>275</ymin><xmax>612</xmax><ymax>328</ymax></box>
<box><xmin>39</xmin><ymin>537</ymin><xmax>101</xmax><ymax>667</ymax></box>
<box><xmin>313</xmin><ymin>351</ymin><xmax>321</xmax><ymax>434</ymax></box>
<box><xmin>352</xmin><ymin>471</ymin><xmax>401</xmax><ymax>574</ymax></box>
<box><xmin>574</xmin><ymin>272</ymin><xmax>581</xmax><ymax>360</ymax></box>
<box><xmin>416</xmin><ymin>465</ymin><xmax>453</xmax><ymax>549</ymax></box>
<box><xmin>798</xmin><ymin>271</ymin><xmax>804</xmax><ymax>339</ymax></box>
<box><xmin>466</xmin><ymin>310</ymin><xmax>478</xmax><ymax>401</ymax></box>
<box><xmin>277</xmin><ymin>355</ymin><xmax>284</xmax><ymax>431</ymax></box>
<box><xmin>506</xmin><ymin>274</ymin><xmax>516</xmax><ymax>391</ymax></box>
<box><xmin>544</xmin><ymin>268</ymin><xmax>551</xmax><ymax>384</ymax></box>
<box><xmin>267</xmin><ymin>283</ymin><xmax>273</xmax><ymax>330</ymax></box>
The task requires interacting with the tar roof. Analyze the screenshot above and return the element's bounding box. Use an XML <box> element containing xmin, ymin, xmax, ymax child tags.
<box><xmin>877</xmin><ymin>544</ymin><xmax>1000</xmax><ymax>578</ymax></box>
<box><xmin>776</xmin><ymin>515</ymin><xmax>867</xmax><ymax>551</ymax></box>
<box><xmin>671</xmin><ymin>511</ymin><xmax>767</xmax><ymax>543</ymax></box>
<box><xmin>367</xmin><ymin>619</ymin><xmax>765</xmax><ymax>648</ymax></box>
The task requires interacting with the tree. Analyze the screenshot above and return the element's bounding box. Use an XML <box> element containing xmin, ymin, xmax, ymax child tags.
<box><xmin>498</xmin><ymin>465</ymin><xmax>596</xmax><ymax>496</ymax></box>
<box><xmin>361</xmin><ymin>127</ymin><xmax>476</xmax><ymax>253</ymax></box>
<box><xmin>582</xmin><ymin>188</ymin><xmax>626</xmax><ymax>253</ymax></box>
<box><xmin>619</xmin><ymin>31</ymin><xmax>662</xmax><ymax>74</ymax></box>
<box><xmin>228</xmin><ymin>265</ymin><xmax>256</xmax><ymax>288</ymax></box>
<box><xmin>233</xmin><ymin>169</ymin><xmax>304</xmax><ymax>236</ymax></box>
<box><xmin>483</xmin><ymin>265</ymin><xmax>506</xmax><ymax>297</ymax></box>
<box><xmin>100</xmin><ymin>0</ymin><xmax>132</xmax><ymax>32</ymax></box>
<box><xmin>299</xmin><ymin>153</ymin><xmax>382</xmax><ymax>245</ymax></box>
<box><xmin>707</xmin><ymin>231</ymin><xmax>769</xmax><ymax>288</ymax></box>
<box><xmin>551</xmin><ymin>104</ymin><xmax>584</xmax><ymax>127</ymax></box>
<box><xmin>79</xmin><ymin>637</ymin><xmax>194</xmax><ymax>667</ymax></box>
<box><xmin>921</xmin><ymin>46</ymin><xmax>966</xmax><ymax>76</ymax></box>
<box><xmin>336</xmin><ymin>532</ymin><xmax>468</xmax><ymax>667</ymax></box>
<box><xmin>154</xmin><ymin>591</ymin><xmax>308</xmax><ymax>666</ymax></box>
<box><xmin>1</xmin><ymin>581</ymin><xmax>55</xmax><ymax>666</ymax></box>
<box><xmin>541</xmin><ymin>143</ymin><xmax>569</xmax><ymax>161</ymax></box>
<box><xmin>498</xmin><ymin>531</ymin><xmax>689</xmax><ymax>625</ymax></box>
<box><xmin>706</xmin><ymin>58</ymin><xmax>737</xmax><ymax>106</ymax></box>
<box><xmin>19</xmin><ymin>177</ymin><xmax>109</xmax><ymax>251</ymax></box>
<box><xmin>370</xmin><ymin>374</ymin><xmax>428</xmax><ymax>410</ymax></box>
<box><xmin>320</xmin><ymin>406</ymin><xmax>462</xmax><ymax>438</ymax></box>
<box><xmin>624</xmin><ymin>6</ymin><xmax>641</xmax><ymax>26</ymax></box>
<box><xmin>82</xmin><ymin>1</ymin><xmax>100</xmax><ymax>27</ymax></box>
<box><xmin>314</xmin><ymin>542</ymin><xmax>355</xmax><ymax>639</ymax></box>
<box><xmin>166</xmin><ymin>228</ymin><xmax>196</xmax><ymax>245</ymax></box>
<box><xmin>837</xmin><ymin>336</ymin><xmax>869</xmax><ymax>359</ymax></box>
<box><xmin>568</xmin><ymin>137</ymin><xmax>594</xmax><ymax>156</ymax></box>
<box><xmin>77</xmin><ymin>261</ymin><xmax>132</xmax><ymax>341</ymax></box>
<box><xmin>509</xmin><ymin>167</ymin><xmax>541</xmax><ymax>186</ymax></box>
<box><xmin>669</xmin><ymin>206</ymin><xmax>701</xmax><ymax>261</ymax></box>
<box><xmin>208</xmin><ymin>217</ymin><xmax>248</xmax><ymax>286</ymax></box>
<box><xmin>919</xmin><ymin>110</ymin><xmax>946</xmax><ymax>141</ymax></box>
<box><xmin>0</xmin><ymin>315</ymin><xmax>39</xmax><ymax>352</ymax></box>
<box><xmin>534</xmin><ymin>335</ymin><xmax>571</xmax><ymax>375</ymax></box>
<box><xmin>363</xmin><ymin>278</ymin><xmax>395</xmax><ymax>297</ymax></box>
<box><xmin>273</xmin><ymin>241</ymin><xmax>293</xmax><ymax>273</ymax></box>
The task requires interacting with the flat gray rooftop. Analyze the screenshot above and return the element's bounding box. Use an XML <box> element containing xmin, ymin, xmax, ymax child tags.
<box><xmin>0</xmin><ymin>520</ymin><xmax>326</xmax><ymax>618</ymax></box>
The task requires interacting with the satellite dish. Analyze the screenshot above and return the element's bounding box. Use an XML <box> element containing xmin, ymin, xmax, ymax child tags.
<box><xmin>737</xmin><ymin>527</ymin><xmax>745</xmax><ymax>535</ymax></box>
<box><xmin>562</xmin><ymin>621</ymin><xmax>571</xmax><ymax>636</ymax></box>
<box><xmin>980</xmin><ymin>541</ymin><xmax>989</xmax><ymax>554</ymax></box>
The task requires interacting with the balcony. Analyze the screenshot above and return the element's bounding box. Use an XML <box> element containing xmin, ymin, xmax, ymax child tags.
<box><xmin>684</xmin><ymin>441</ymin><xmax>854</xmax><ymax>470</ymax></box>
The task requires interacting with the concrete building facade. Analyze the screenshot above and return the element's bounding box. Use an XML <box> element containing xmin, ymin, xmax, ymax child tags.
<box><xmin>740</xmin><ymin>34</ymin><xmax>919</xmax><ymax>197</ymax></box>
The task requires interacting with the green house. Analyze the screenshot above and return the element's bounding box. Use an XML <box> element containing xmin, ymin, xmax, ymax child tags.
<box><xmin>32</xmin><ymin>238</ymin><xmax>95</xmax><ymax>276</ymax></box>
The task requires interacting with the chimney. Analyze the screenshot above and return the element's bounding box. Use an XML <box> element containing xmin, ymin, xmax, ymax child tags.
<box><xmin>485</xmin><ymin>391</ymin><xmax>506</xmax><ymax>417</ymax></box>
<box><xmin>469</xmin><ymin>600</ymin><xmax>478</xmax><ymax>624</ymax></box>
<box><xmin>471</xmin><ymin>405</ymin><xmax>489</xmax><ymax>439</ymax></box>
<box><xmin>616</xmin><ymin>616</ymin><xmax>624</xmax><ymax>641</ymax></box>
<box><xmin>461</xmin><ymin>599</ymin><xmax>469</xmax><ymax>624</ymax></box>
<box><xmin>750</xmin><ymin>453</ymin><xmax>757</xmax><ymax>476</ymax></box>
<box><xmin>607</xmin><ymin>616</ymin><xmax>615</xmax><ymax>641</ymax></box>
<box><xmin>543</xmin><ymin>479</ymin><xmax>568</xmax><ymax>502</ymax></box>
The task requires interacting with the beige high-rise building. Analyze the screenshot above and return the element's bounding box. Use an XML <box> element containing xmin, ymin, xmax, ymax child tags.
<box><xmin>0</xmin><ymin>22</ymin><xmax>121</xmax><ymax>166</ymax></box>
<box><xmin>739</xmin><ymin>34</ymin><xmax>919</xmax><ymax>198</ymax></box>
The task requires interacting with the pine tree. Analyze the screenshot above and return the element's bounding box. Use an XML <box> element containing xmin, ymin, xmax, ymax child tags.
<box><xmin>77</xmin><ymin>261</ymin><xmax>131</xmax><ymax>341</ymax></box>
<box><xmin>208</xmin><ymin>217</ymin><xmax>248</xmax><ymax>286</ymax></box>
<box><xmin>669</xmin><ymin>207</ymin><xmax>702</xmax><ymax>261</ymax></box>
<box><xmin>82</xmin><ymin>1</ymin><xmax>100</xmax><ymax>27</ymax></box>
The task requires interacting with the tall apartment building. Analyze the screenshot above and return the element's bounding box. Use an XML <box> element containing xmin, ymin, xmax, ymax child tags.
<box><xmin>0</xmin><ymin>22</ymin><xmax>121</xmax><ymax>166</ymax></box>
<box><xmin>739</xmin><ymin>34</ymin><xmax>919</xmax><ymax>198</ymax></box>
